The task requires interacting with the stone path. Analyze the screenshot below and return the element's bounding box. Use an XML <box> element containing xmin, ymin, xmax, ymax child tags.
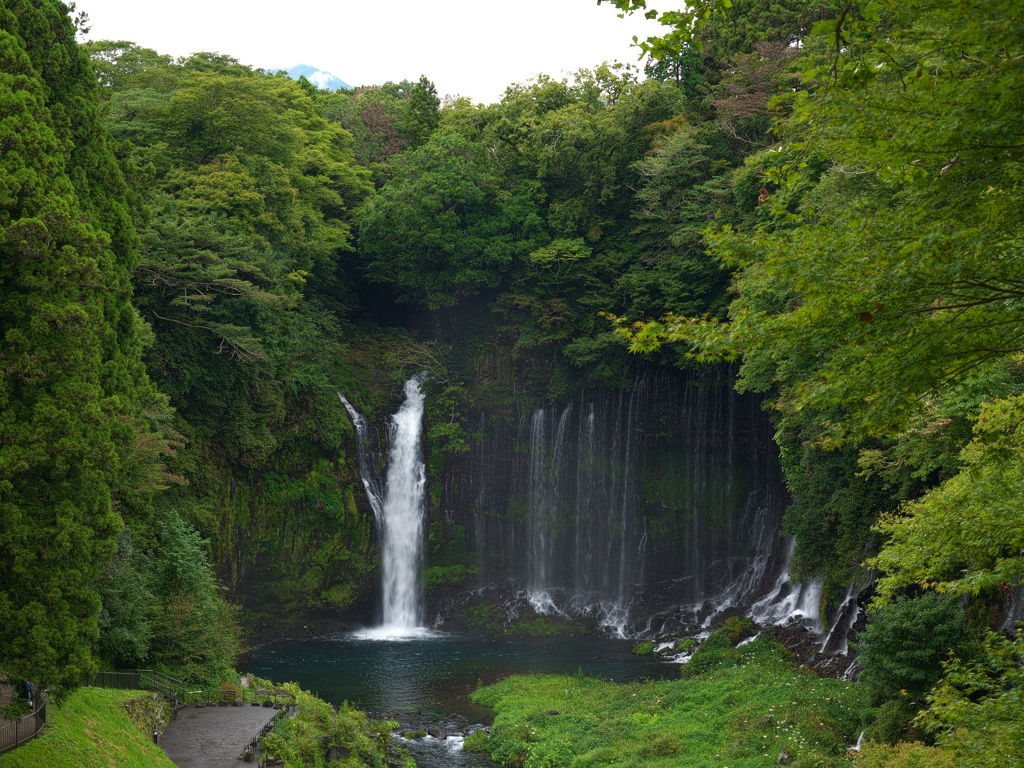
<box><xmin>159</xmin><ymin>704</ymin><xmax>279</xmax><ymax>768</ymax></box>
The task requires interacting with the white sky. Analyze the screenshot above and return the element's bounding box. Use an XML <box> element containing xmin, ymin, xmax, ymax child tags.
<box><xmin>79</xmin><ymin>0</ymin><xmax>668</xmax><ymax>105</ymax></box>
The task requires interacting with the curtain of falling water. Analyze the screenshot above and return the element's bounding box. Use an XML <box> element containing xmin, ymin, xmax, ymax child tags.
<box><xmin>380</xmin><ymin>374</ymin><xmax>428</xmax><ymax>630</ymax></box>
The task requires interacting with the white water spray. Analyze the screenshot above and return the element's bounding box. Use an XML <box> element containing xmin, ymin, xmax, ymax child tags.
<box><xmin>821</xmin><ymin>582</ymin><xmax>861</xmax><ymax>654</ymax></box>
<box><xmin>749</xmin><ymin>539</ymin><xmax>825</xmax><ymax>635</ymax></box>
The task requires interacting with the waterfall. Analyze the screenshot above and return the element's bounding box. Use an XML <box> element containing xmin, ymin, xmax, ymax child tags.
<box><xmin>341</xmin><ymin>374</ymin><xmax>428</xmax><ymax>636</ymax></box>
<box><xmin>522</xmin><ymin>384</ymin><xmax>647</xmax><ymax>636</ymax></box>
<box><xmin>526</xmin><ymin>405</ymin><xmax>571</xmax><ymax>615</ymax></box>
<box><xmin>339</xmin><ymin>394</ymin><xmax>384</xmax><ymax>518</ymax></box>
<box><xmin>460</xmin><ymin>366</ymin><xmax>793</xmax><ymax>638</ymax></box>
<box><xmin>749</xmin><ymin>538</ymin><xmax>825</xmax><ymax>635</ymax></box>
<box><xmin>821</xmin><ymin>582</ymin><xmax>862</xmax><ymax>654</ymax></box>
<box><xmin>380</xmin><ymin>374</ymin><xmax>428</xmax><ymax>631</ymax></box>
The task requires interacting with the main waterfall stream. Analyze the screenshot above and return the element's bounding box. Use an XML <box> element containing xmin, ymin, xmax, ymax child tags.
<box><xmin>342</xmin><ymin>374</ymin><xmax>429</xmax><ymax>635</ymax></box>
<box><xmin>378</xmin><ymin>374</ymin><xmax>428</xmax><ymax>633</ymax></box>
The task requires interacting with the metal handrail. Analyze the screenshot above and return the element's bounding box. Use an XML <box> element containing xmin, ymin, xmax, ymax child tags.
<box><xmin>238</xmin><ymin>706</ymin><xmax>290</xmax><ymax>767</ymax></box>
<box><xmin>90</xmin><ymin>669</ymin><xmax>188</xmax><ymax>709</ymax></box>
<box><xmin>90</xmin><ymin>670</ymin><xmax>294</xmax><ymax>765</ymax></box>
<box><xmin>0</xmin><ymin>701</ymin><xmax>48</xmax><ymax>755</ymax></box>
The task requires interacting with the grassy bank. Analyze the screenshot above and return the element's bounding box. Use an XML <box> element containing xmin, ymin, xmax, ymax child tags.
<box><xmin>466</xmin><ymin>637</ymin><xmax>873</xmax><ymax>768</ymax></box>
<box><xmin>0</xmin><ymin>688</ymin><xmax>174</xmax><ymax>768</ymax></box>
<box><xmin>0</xmin><ymin>681</ymin><xmax>410</xmax><ymax>768</ymax></box>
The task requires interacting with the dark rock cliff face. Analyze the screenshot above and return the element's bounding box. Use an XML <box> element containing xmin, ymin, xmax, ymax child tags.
<box><xmin>425</xmin><ymin>365</ymin><xmax>791</xmax><ymax>634</ymax></box>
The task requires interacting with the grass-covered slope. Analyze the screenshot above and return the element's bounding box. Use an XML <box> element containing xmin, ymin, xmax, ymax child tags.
<box><xmin>0</xmin><ymin>682</ymin><xmax>411</xmax><ymax>768</ymax></box>
<box><xmin>0</xmin><ymin>688</ymin><xmax>174</xmax><ymax>768</ymax></box>
<box><xmin>467</xmin><ymin>638</ymin><xmax>872</xmax><ymax>768</ymax></box>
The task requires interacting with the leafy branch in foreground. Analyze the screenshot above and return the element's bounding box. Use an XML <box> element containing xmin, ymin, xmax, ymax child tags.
<box><xmin>614</xmin><ymin>0</ymin><xmax>1024</xmax><ymax>444</ymax></box>
<box><xmin>918</xmin><ymin>630</ymin><xmax>1024</xmax><ymax>767</ymax></box>
<box><xmin>867</xmin><ymin>392</ymin><xmax>1024</xmax><ymax>602</ymax></box>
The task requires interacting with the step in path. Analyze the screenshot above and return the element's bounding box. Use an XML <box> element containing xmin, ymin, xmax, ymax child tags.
<box><xmin>159</xmin><ymin>704</ymin><xmax>279</xmax><ymax>768</ymax></box>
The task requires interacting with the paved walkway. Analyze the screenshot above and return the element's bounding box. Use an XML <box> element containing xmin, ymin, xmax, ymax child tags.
<box><xmin>159</xmin><ymin>704</ymin><xmax>278</xmax><ymax>768</ymax></box>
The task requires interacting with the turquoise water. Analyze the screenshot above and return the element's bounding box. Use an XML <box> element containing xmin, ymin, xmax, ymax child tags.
<box><xmin>242</xmin><ymin>631</ymin><xmax>669</xmax><ymax>767</ymax></box>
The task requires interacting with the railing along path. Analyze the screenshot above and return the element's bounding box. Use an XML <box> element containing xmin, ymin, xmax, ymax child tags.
<box><xmin>91</xmin><ymin>670</ymin><xmax>294</xmax><ymax>765</ymax></box>
<box><xmin>0</xmin><ymin>700</ymin><xmax>47</xmax><ymax>755</ymax></box>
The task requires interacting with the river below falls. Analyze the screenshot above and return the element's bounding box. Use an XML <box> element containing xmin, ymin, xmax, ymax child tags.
<box><xmin>241</xmin><ymin>631</ymin><xmax>671</xmax><ymax>767</ymax></box>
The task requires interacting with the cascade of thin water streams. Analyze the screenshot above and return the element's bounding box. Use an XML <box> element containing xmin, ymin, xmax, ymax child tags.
<box><xmin>821</xmin><ymin>583</ymin><xmax>862</xmax><ymax>654</ymax></box>
<box><xmin>748</xmin><ymin>538</ymin><xmax>825</xmax><ymax>635</ymax></box>
<box><xmin>339</xmin><ymin>394</ymin><xmax>385</xmax><ymax>517</ymax></box>
<box><xmin>522</xmin><ymin>384</ymin><xmax>648</xmax><ymax>636</ymax></box>
<box><xmin>447</xmin><ymin>366</ymin><xmax>818</xmax><ymax>642</ymax></box>
<box><xmin>526</xmin><ymin>406</ymin><xmax>572</xmax><ymax>614</ymax></box>
<box><xmin>341</xmin><ymin>375</ymin><xmax>428</xmax><ymax>635</ymax></box>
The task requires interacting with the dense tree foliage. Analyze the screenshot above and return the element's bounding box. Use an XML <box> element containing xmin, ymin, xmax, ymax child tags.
<box><xmin>920</xmin><ymin>630</ymin><xmax>1024</xmax><ymax>766</ymax></box>
<box><xmin>73</xmin><ymin>35</ymin><xmax>389</xmax><ymax>667</ymax></box>
<box><xmin>857</xmin><ymin>593</ymin><xmax>976</xmax><ymax>702</ymax></box>
<box><xmin>357</xmin><ymin>62</ymin><xmax>758</xmax><ymax>390</ymax></box>
<box><xmin>0</xmin><ymin>0</ymin><xmax>171</xmax><ymax>698</ymax></box>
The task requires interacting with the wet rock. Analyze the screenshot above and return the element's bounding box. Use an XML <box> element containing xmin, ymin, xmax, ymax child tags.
<box><xmin>326</xmin><ymin>744</ymin><xmax>350</xmax><ymax>761</ymax></box>
<box><xmin>762</xmin><ymin>624</ymin><xmax>861</xmax><ymax>680</ymax></box>
<box><xmin>426</xmin><ymin>726</ymin><xmax>447</xmax><ymax>739</ymax></box>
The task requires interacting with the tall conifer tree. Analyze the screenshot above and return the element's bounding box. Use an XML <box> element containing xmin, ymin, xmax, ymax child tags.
<box><xmin>0</xmin><ymin>0</ymin><xmax>163</xmax><ymax>696</ymax></box>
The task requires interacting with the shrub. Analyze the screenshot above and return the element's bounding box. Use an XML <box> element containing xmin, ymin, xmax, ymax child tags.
<box><xmin>261</xmin><ymin>683</ymin><xmax>411</xmax><ymax>768</ymax></box>
<box><xmin>866</xmin><ymin>697</ymin><xmax>929</xmax><ymax>745</ymax></box>
<box><xmin>722</xmin><ymin>616</ymin><xmax>756</xmax><ymax>644</ymax></box>
<box><xmin>506</xmin><ymin>617</ymin><xmax>586</xmax><ymax>637</ymax></box>
<box><xmin>463</xmin><ymin>601</ymin><xmax>504</xmax><ymax>634</ymax></box>
<box><xmin>424</xmin><ymin>564</ymin><xmax>477</xmax><ymax>590</ymax></box>
<box><xmin>677</xmin><ymin>637</ymin><xmax>698</xmax><ymax>653</ymax></box>
<box><xmin>917</xmin><ymin>629</ymin><xmax>1024</xmax><ymax>767</ymax></box>
<box><xmin>857</xmin><ymin>593</ymin><xmax>975</xmax><ymax>701</ymax></box>
<box><xmin>680</xmin><ymin>631</ymin><xmax>738</xmax><ymax>678</ymax></box>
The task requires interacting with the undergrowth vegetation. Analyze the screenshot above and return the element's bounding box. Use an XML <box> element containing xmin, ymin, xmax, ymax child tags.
<box><xmin>261</xmin><ymin>682</ymin><xmax>412</xmax><ymax>768</ymax></box>
<box><xmin>469</xmin><ymin>637</ymin><xmax>872</xmax><ymax>768</ymax></box>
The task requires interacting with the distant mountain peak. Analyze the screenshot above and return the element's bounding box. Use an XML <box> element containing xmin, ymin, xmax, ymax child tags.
<box><xmin>284</xmin><ymin>64</ymin><xmax>350</xmax><ymax>92</ymax></box>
